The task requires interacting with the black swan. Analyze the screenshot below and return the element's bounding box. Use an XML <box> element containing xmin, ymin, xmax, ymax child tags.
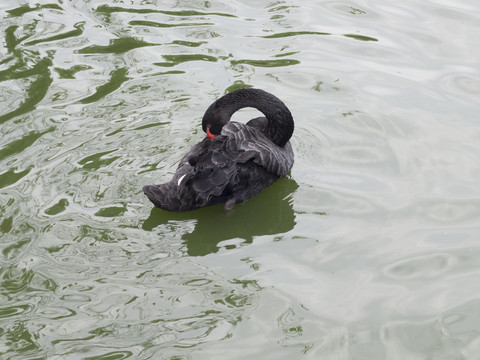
<box><xmin>143</xmin><ymin>88</ymin><xmax>294</xmax><ymax>211</ymax></box>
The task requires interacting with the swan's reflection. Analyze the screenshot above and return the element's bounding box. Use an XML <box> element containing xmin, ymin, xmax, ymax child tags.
<box><xmin>143</xmin><ymin>177</ymin><xmax>298</xmax><ymax>256</ymax></box>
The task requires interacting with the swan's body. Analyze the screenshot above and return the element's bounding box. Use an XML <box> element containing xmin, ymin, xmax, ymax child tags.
<box><xmin>143</xmin><ymin>88</ymin><xmax>294</xmax><ymax>211</ymax></box>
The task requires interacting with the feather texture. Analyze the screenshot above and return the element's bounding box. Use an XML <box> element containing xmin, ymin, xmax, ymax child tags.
<box><xmin>143</xmin><ymin>88</ymin><xmax>294</xmax><ymax>211</ymax></box>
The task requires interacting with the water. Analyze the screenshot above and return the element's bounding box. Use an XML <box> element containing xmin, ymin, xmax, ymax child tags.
<box><xmin>1</xmin><ymin>0</ymin><xmax>480</xmax><ymax>358</ymax></box>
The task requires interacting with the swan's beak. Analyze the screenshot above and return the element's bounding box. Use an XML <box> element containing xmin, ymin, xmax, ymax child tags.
<box><xmin>206</xmin><ymin>125</ymin><xmax>216</xmax><ymax>140</ymax></box>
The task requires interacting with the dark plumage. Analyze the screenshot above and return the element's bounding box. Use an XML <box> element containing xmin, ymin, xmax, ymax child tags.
<box><xmin>143</xmin><ymin>88</ymin><xmax>294</xmax><ymax>211</ymax></box>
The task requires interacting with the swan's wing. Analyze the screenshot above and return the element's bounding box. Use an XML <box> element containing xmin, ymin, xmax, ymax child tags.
<box><xmin>222</xmin><ymin>122</ymin><xmax>294</xmax><ymax>177</ymax></box>
<box><xmin>173</xmin><ymin>138</ymin><xmax>241</xmax><ymax>208</ymax></box>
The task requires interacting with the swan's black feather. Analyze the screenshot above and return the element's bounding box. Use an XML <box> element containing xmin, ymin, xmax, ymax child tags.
<box><xmin>143</xmin><ymin>89</ymin><xmax>294</xmax><ymax>212</ymax></box>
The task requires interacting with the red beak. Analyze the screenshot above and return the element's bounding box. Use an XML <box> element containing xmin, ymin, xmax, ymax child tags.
<box><xmin>206</xmin><ymin>125</ymin><xmax>216</xmax><ymax>140</ymax></box>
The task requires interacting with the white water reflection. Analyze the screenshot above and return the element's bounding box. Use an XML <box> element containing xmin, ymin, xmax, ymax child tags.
<box><xmin>1</xmin><ymin>0</ymin><xmax>480</xmax><ymax>358</ymax></box>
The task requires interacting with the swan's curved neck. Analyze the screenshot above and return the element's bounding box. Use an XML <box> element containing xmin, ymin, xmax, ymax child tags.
<box><xmin>202</xmin><ymin>88</ymin><xmax>294</xmax><ymax>147</ymax></box>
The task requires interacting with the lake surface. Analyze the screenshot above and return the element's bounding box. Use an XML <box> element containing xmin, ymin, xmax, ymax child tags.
<box><xmin>1</xmin><ymin>0</ymin><xmax>480</xmax><ymax>358</ymax></box>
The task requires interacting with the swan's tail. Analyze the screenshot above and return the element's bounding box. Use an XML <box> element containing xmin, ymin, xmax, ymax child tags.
<box><xmin>143</xmin><ymin>183</ymin><xmax>182</xmax><ymax>212</ymax></box>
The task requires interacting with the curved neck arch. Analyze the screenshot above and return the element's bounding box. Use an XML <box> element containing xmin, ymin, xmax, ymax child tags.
<box><xmin>202</xmin><ymin>88</ymin><xmax>294</xmax><ymax>147</ymax></box>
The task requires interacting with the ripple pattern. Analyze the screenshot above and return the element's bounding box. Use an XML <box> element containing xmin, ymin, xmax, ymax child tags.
<box><xmin>1</xmin><ymin>0</ymin><xmax>480</xmax><ymax>358</ymax></box>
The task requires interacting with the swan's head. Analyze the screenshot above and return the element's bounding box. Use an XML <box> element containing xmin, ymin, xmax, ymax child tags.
<box><xmin>201</xmin><ymin>88</ymin><xmax>294</xmax><ymax>147</ymax></box>
<box><xmin>202</xmin><ymin>103</ymin><xmax>230</xmax><ymax>136</ymax></box>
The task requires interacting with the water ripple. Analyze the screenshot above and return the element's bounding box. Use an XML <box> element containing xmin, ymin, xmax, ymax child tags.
<box><xmin>6</xmin><ymin>3</ymin><xmax>63</xmax><ymax>17</ymax></box>
<box><xmin>77</xmin><ymin>38</ymin><xmax>155</xmax><ymax>54</ymax></box>
<box><xmin>1</xmin><ymin>0</ymin><xmax>480</xmax><ymax>358</ymax></box>
<box><xmin>95</xmin><ymin>4</ymin><xmax>237</xmax><ymax>18</ymax></box>
<box><xmin>24</xmin><ymin>22</ymin><xmax>85</xmax><ymax>46</ymax></box>
<box><xmin>0</xmin><ymin>58</ymin><xmax>53</xmax><ymax>125</ymax></box>
<box><xmin>0</xmin><ymin>304</ymin><xmax>34</xmax><ymax>318</ymax></box>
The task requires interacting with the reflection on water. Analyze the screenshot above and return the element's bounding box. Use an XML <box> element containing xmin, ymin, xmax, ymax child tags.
<box><xmin>1</xmin><ymin>0</ymin><xmax>480</xmax><ymax>358</ymax></box>
<box><xmin>144</xmin><ymin>177</ymin><xmax>298</xmax><ymax>256</ymax></box>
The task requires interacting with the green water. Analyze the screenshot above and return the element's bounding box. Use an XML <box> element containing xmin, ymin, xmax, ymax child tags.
<box><xmin>1</xmin><ymin>0</ymin><xmax>480</xmax><ymax>359</ymax></box>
